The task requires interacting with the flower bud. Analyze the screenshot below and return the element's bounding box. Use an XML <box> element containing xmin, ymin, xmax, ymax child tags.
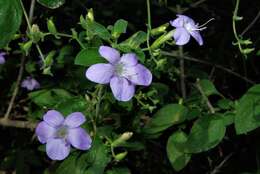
<box><xmin>150</xmin><ymin>29</ymin><xmax>175</xmax><ymax>50</ymax></box>
<box><xmin>114</xmin><ymin>151</ymin><xmax>128</xmax><ymax>161</ymax></box>
<box><xmin>151</xmin><ymin>23</ymin><xmax>169</xmax><ymax>36</ymax></box>
<box><xmin>29</xmin><ymin>24</ymin><xmax>44</xmax><ymax>43</ymax></box>
<box><xmin>21</xmin><ymin>40</ymin><xmax>33</xmax><ymax>55</ymax></box>
<box><xmin>87</xmin><ymin>8</ymin><xmax>94</xmax><ymax>22</ymax></box>
<box><xmin>111</xmin><ymin>132</ymin><xmax>133</xmax><ymax>147</ymax></box>
<box><xmin>47</xmin><ymin>18</ymin><xmax>57</xmax><ymax>34</ymax></box>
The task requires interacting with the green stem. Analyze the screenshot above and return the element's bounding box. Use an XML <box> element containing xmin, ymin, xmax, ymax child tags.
<box><xmin>19</xmin><ymin>0</ymin><xmax>32</xmax><ymax>31</ymax></box>
<box><xmin>56</xmin><ymin>32</ymin><xmax>72</xmax><ymax>38</ymax></box>
<box><xmin>75</xmin><ymin>38</ymin><xmax>86</xmax><ymax>49</ymax></box>
<box><xmin>232</xmin><ymin>0</ymin><xmax>243</xmax><ymax>53</ymax></box>
<box><xmin>36</xmin><ymin>44</ymin><xmax>45</xmax><ymax>62</ymax></box>
<box><xmin>146</xmin><ymin>0</ymin><xmax>157</xmax><ymax>62</ymax></box>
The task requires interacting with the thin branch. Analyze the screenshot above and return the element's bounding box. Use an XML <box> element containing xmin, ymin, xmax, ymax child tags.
<box><xmin>176</xmin><ymin>6</ymin><xmax>186</xmax><ymax>99</ymax></box>
<box><xmin>195</xmin><ymin>79</ymin><xmax>215</xmax><ymax>114</ymax></box>
<box><xmin>4</xmin><ymin>56</ymin><xmax>26</xmax><ymax>119</ymax></box>
<box><xmin>169</xmin><ymin>0</ymin><xmax>207</xmax><ymax>13</ymax></box>
<box><xmin>210</xmin><ymin>153</ymin><xmax>233</xmax><ymax>174</ymax></box>
<box><xmin>179</xmin><ymin>44</ymin><xmax>186</xmax><ymax>99</ymax></box>
<box><xmin>0</xmin><ymin>118</ymin><xmax>37</xmax><ymax>130</ymax></box>
<box><xmin>160</xmin><ymin>51</ymin><xmax>255</xmax><ymax>84</ymax></box>
<box><xmin>28</xmin><ymin>0</ymin><xmax>36</xmax><ymax>23</ymax></box>
<box><xmin>182</xmin><ymin>0</ymin><xmax>207</xmax><ymax>13</ymax></box>
<box><xmin>4</xmin><ymin>0</ymin><xmax>36</xmax><ymax>120</ymax></box>
<box><xmin>241</xmin><ymin>10</ymin><xmax>260</xmax><ymax>36</ymax></box>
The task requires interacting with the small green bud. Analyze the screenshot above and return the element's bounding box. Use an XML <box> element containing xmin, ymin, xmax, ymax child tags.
<box><xmin>43</xmin><ymin>50</ymin><xmax>56</xmax><ymax>67</ymax></box>
<box><xmin>114</xmin><ymin>151</ymin><xmax>128</xmax><ymax>161</ymax></box>
<box><xmin>29</xmin><ymin>24</ymin><xmax>44</xmax><ymax>43</ymax></box>
<box><xmin>87</xmin><ymin>8</ymin><xmax>94</xmax><ymax>22</ymax></box>
<box><xmin>151</xmin><ymin>23</ymin><xmax>169</xmax><ymax>36</ymax></box>
<box><xmin>47</xmin><ymin>18</ymin><xmax>58</xmax><ymax>34</ymax></box>
<box><xmin>21</xmin><ymin>40</ymin><xmax>33</xmax><ymax>55</ymax></box>
<box><xmin>242</xmin><ymin>48</ymin><xmax>255</xmax><ymax>54</ymax></box>
<box><xmin>150</xmin><ymin>29</ymin><xmax>175</xmax><ymax>50</ymax></box>
<box><xmin>111</xmin><ymin>132</ymin><xmax>133</xmax><ymax>147</ymax></box>
<box><xmin>31</xmin><ymin>24</ymin><xmax>40</xmax><ymax>33</ymax></box>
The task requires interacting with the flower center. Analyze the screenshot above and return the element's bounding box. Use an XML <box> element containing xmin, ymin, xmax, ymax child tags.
<box><xmin>115</xmin><ymin>63</ymin><xmax>125</xmax><ymax>76</ymax></box>
<box><xmin>56</xmin><ymin>126</ymin><xmax>68</xmax><ymax>138</ymax></box>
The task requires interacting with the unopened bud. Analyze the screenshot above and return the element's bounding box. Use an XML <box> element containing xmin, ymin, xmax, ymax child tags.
<box><xmin>111</xmin><ymin>132</ymin><xmax>133</xmax><ymax>147</ymax></box>
<box><xmin>150</xmin><ymin>29</ymin><xmax>175</xmax><ymax>50</ymax></box>
<box><xmin>87</xmin><ymin>8</ymin><xmax>94</xmax><ymax>22</ymax></box>
<box><xmin>114</xmin><ymin>151</ymin><xmax>128</xmax><ymax>161</ymax></box>
<box><xmin>29</xmin><ymin>24</ymin><xmax>43</xmax><ymax>43</ymax></box>
<box><xmin>47</xmin><ymin>18</ymin><xmax>57</xmax><ymax>34</ymax></box>
<box><xmin>151</xmin><ymin>23</ymin><xmax>169</xmax><ymax>36</ymax></box>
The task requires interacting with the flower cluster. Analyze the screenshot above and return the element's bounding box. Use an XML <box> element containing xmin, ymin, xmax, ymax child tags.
<box><xmin>36</xmin><ymin>110</ymin><xmax>92</xmax><ymax>160</ymax></box>
<box><xmin>35</xmin><ymin>14</ymin><xmax>207</xmax><ymax>161</ymax></box>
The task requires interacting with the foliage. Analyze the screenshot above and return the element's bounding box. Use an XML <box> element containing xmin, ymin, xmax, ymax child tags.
<box><xmin>0</xmin><ymin>0</ymin><xmax>260</xmax><ymax>173</ymax></box>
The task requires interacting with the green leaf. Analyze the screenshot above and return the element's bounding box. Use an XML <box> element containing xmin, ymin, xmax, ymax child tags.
<box><xmin>106</xmin><ymin>167</ymin><xmax>131</xmax><ymax>174</ymax></box>
<box><xmin>119</xmin><ymin>31</ymin><xmax>147</xmax><ymax>49</ymax></box>
<box><xmin>29</xmin><ymin>89</ymin><xmax>73</xmax><ymax>108</ymax></box>
<box><xmin>235</xmin><ymin>84</ymin><xmax>260</xmax><ymax>134</ymax></box>
<box><xmin>81</xmin><ymin>138</ymin><xmax>111</xmax><ymax>174</ymax></box>
<box><xmin>74</xmin><ymin>48</ymin><xmax>106</xmax><ymax>66</ymax></box>
<box><xmin>37</xmin><ymin>0</ymin><xmax>65</xmax><ymax>9</ymax></box>
<box><xmin>167</xmin><ymin>131</ymin><xmax>191</xmax><ymax>171</ymax></box>
<box><xmin>55</xmin><ymin>97</ymin><xmax>89</xmax><ymax>116</ymax></box>
<box><xmin>55</xmin><ymin>153</ymin><xmax>82</xmax><ymax>174</ymax></box>
<box><xmin>184</xmin><ymin>115</ymin><xmax>226</xmax><ymax>153</ymax></box>
<box><xmin>143</xmin><ymin>104</ymin><xmax>188</xmax><ymax>135</ymax></box>
<box><xmin>87</xmin><ymin>21</ymin><xmax>111</xmax><ymax>40</ymax></box>
<box><xmin>112</xmin><ymin>19</ymin><xmax>128</xmax><ymax>38</ymax></box>
<box><xmin>0</xmin><ymin>0</ymin><xmax>22</xmax><ymax>48</ymax></box>
<box><xmin>198</xmin><ymin>79</ymin><xmax>220</xmax><ymax>96</ymax></box>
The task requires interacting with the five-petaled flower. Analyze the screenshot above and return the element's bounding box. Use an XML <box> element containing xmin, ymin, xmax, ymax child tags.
<box><xmin>21</xmin><ymin>76</ymin><xmax>40</xmax><ymax>91</ymax></box>
<box><xmin>170</xmin><ymin>15</ymin><xmax>205</xmax><ymax>46</ymax></box>
<box><xmin>86</xmin><ymin>46</ymin><xmax>152</xmax><ymax>101</ymax></box>
<box><xmin>0</xmin><ymin>52</ymin><xmax>6</xmax><ymax>64</ymax></box>
<box><xmin>36</xmin><ymin>110</ymin><xmax>92</xmax><ymax>160</ymax></box>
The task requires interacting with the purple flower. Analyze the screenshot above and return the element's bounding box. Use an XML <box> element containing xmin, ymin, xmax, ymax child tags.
<box><xmin>86</xmin><ymin>46</ymin><xmax>152</xmax><ymax>101</ymax></box>
<box><xmin>0</xmin><ymin>52</ymin><xmax>6</xmax><ymax>64</ymax></box>
<box><xmin>170</xmin><ymin>15</ymin><xmax>204</xmax><ymax>46</ymax></box>
<box><xmin>35</xmin><ymin>110</ymin><xmax>92</xmax><ymax>160</ymax></box>
<box><xmin>21</xmin><ymin>76</ymin><xmax>40</xmax><ymax>91</ymax></box>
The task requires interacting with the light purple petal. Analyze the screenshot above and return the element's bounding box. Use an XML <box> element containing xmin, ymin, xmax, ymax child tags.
<box><xmin>35</xmin><ymin>121</ymin><xmax>57</xmax><ymax>143</ymax></box>
<box><xmin>123</xmin><ymin>64</ymin><xmax>152</xmax><ymax>86</ymax></box>
<box><xmin>190</xmin><ymin>31</ymin><xmax>203</xmax><ymax>46</ymax></box>
<box><xmin>21</xmin><ymin>77</ymin><xmax>40</xmax><ymax>91</ymax></box>
<box><xmin>173</xmin><ymin>27</ymin><xmax>191</xmax><ymax>45</ymax></box>
<box><xmin>119</xmin><ymin>53</ymin><xmax>138</xmax><ymax>67</ymax></box>
<box><xmin>0</xmin><ymin>56</ymin><xmax>5</xmax><ymax>64</ymax></box>
<box><xmin>170</xmin><ymin>15</ymin><xmax>195</xmax><ymax>27</ymax></box>
<box><xmin>99</xmin><ymin>46</ymin><xmax>120</xmax><ymax>64</ymax></box>
<box><xmin>46</xmin><ymin>138</ymin><xmax>70</xmax><ymax>160</ymax></box>
<box><xmin>110</xmin><ymin>76</ymin><xmax>135</xmax><ymax>101</ymax></box>
<box><xmin>43</xmin><ymin>110</ymin><xmax>64</xmax><ymax>127</ymax></box>
<box><xmin>64</xmin><ymin>112</ymin><xmax>86</xmax><ymax>128</ymax></box>
<box><xmin>85</xmin><ymin>63</ymin><xmax>114</xmax><ymax>84</ymax></box>
<box><xmin>67</xmin><ymin>127</ymin><xmax>92</xmax><ymax>150</ymax></box>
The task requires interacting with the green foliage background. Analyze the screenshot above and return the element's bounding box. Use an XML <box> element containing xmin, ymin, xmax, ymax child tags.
<box><xmin>0</xmin><ymin>0</ymin><xmax>260</xmax><ymax>173</ymax></box>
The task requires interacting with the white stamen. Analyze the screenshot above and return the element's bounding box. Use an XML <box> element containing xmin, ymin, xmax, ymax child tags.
<box><xmin>197</xmin><ymin>18</ymin><xmax>215</xmax><ymax>28</ymax></box>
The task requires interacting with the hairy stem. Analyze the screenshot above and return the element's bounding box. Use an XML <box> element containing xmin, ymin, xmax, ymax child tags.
<box><xmin>195</xmin><ymin>79</ymin><xmax>215</xmax><ymax>114</ymax></box>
